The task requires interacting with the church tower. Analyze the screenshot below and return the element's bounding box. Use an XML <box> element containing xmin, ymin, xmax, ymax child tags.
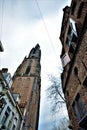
<box><xmin>11</xmin><ymin>44</ymin><xmax>41</xmax><ymax>130</ymax></box>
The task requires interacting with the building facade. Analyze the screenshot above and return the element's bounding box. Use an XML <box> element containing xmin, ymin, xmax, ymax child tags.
<box><xmin>1</xmin><ymin>68</ymin><xmax>13</xmax><ymax>88</ymax></box>
<box><xmin>0</xmin><ymin>71</ymin><xmax>22</xmax><ymax>130</ymax></box>
<box><xmin>11</xmin><ymin>44</ymin><xmax>41</xmax><ymax>130</ymax></box>
<box><xmin>60</xmin><ymin>0</ymin><xmax>87</xmax><ymax>130</ymax></box>
<box><xmin>0</xmin><ymin>42</ymin><xmax>22</xmax><ymax>130</ymax></box>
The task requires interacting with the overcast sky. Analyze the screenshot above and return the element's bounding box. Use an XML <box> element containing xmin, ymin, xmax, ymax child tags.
<box><xmin>0</xmin><ymin>0</ymin><xmax>70</xmax><ymax>130</ymax></box>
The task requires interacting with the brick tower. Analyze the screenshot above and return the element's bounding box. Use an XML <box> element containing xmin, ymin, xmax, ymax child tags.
<box><xmin>11</xmin><ymin>44</ymin><xmax>41</xmax><ymax>130</ymax></box>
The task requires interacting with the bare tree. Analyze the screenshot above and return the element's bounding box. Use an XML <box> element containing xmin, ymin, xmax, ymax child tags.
<box><xmin>46</xmin><ymin>74</ymin><xmax>66</xmax><ymax>112</ymax></box>
<box><xmin>51</xmin><ymin>117</ymin><xmax>70</xmax><ymax>130</ymax></box>
<box><xmin>46</xmin><ymin>74</ymin><xmax>72</xmax><ymax>130</ymax></box>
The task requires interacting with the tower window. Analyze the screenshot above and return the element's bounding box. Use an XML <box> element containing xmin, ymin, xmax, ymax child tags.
<box><xmin>25</xmin><ymin>66</ymin><xmax>31</xmax><ymax>75</ymax></box>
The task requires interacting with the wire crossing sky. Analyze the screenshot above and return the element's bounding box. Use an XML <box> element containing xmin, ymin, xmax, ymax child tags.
<box><xmin>35</xmin><ymin>0</ymin><xmax>59</xmax><ymax>61</ymax></box>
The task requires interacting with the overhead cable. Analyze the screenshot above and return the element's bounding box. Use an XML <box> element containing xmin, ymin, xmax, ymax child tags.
<box><xmin>35</xmin><ymin>0</ymin><xmax>59</xmax><ymax>61</ymax></box>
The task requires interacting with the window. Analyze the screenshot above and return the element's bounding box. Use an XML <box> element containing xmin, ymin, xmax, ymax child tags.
<box><xmin>2</xmin><ymin>112</ymin><xmax>9</xmax><ymax>124</ymax></box>
<box><xmin>7</xmin><ymin>106</ymin><xmax>11</xmax><ymax>112</ymax></box>
<box><xmin>66</xmin><ymin>28</ymin><xmax>77</xmax><ymax>51</ymax></box>
<box><xmin>77</xmin><ymin>2</ymin><xmax>85</xmax><ymax>18</ymax></box>
<box><xmin>8</xmin><ymin>120</ymin><xmax>11</xmax><ymax>128</ymax></box>
<box><xmin>13</xmin><ymin>93</ymin><xmax>20</xmax><ymax>102</ymax></box>
<box><xmin>12</xmin><ymin>124</ymin><xmax>16</xmax><ymax>130</ymax></box>
<box><xmin>71</xmin><ymin>2</ymin><xmax>76</xmax><ymax>15</ymax></box>
<box><xmin>69</xmin><ymin>33</ymin><xmax>77</xmax><ymax>53</ymax></box>
<box><xmin>74</xmin><ymin>66</ymin><xmax>81</xmax><ymax>84</ymax></box>
<box><xmin>25</xmin><ymin>66</ymin><xmax>31</xmax><ymax>75</ymax></box>
<box><xmin>14</xmin><ymin>117</ymin><xmax>17</xmax><ymax>122</ymax></box>
<box><xmin>74</xmin><ymin>66</ymin><xmax>78</xmax><ymax>76</ymax></box>
<box><xmin>0</xmin><ymin>98</ymin><xmax>6</xmax><ymax>114</ymax></box>
<box><xmin>69</xmin><ymin>43</ymin><xmax>75</xmax><ymax>53</ymax></box>
<box><xmin>83</xmin><ymin>76</ymin><xmax>87</xmax><ymax>87</ymax></box>
<box><xmin>2</xmin><ymin>106</ymin><xmax>11</xmax><ymax>124</ymax></box>
<box><xmin>66</xmin><ymin>35</ymin><xmax>72</xmax><ymax>47</ymax></box>
<box><xmin>72</xmin><ymin>33</ymin><xmax>77</xmax><ymax>43</ymax></box>
<box><xmin>68</xmin><ymin>26</ymin><xmax>72</xmax><ymax>34</ymax></box>
<box><xmin>66</xmin><ymin>26</ymin><xmax>73</xmax><ymax>47</ymax></box>
<box><xmin>72</xmin><ymin>94</ymin><xmax>87</xmax><ymax>121</ymax></box>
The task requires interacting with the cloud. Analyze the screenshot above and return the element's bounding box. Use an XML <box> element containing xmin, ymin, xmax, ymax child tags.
<box><xmin>1</xmin><ymin>12</ymin><xmax>62</xmax><ymax>75</ymax></box>
<box><xmin>3</xmin><ymin>0</ymin><xmax>71</xmax><ymax>24</ymax></box>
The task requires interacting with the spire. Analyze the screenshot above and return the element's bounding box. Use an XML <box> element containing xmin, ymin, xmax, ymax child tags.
<box><xmin>28</xmin><ymin>44</ymin><xmax>41</xmax><ymax>59</ymax></box>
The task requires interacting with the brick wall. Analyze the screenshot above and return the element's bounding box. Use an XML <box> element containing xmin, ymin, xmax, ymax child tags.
<box><xmin>60</xmin><ymin>0</ymin><xmax>87</xmax><ymax>129</ymax></box>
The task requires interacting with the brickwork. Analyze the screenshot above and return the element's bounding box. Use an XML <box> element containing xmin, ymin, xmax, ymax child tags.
<box><xmin>60</xmin><ymin>0</ymin><xmax>87</xmax><ymax>129</ymax></box>
<box><xmin>11</xmin><ymin>44</ymin><xmax>41</xmax><ymax>130</ymax></box>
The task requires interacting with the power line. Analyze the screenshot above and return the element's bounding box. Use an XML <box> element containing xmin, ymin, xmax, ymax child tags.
<box><xmin>35</xmin><ymin>0</ymin><xmax>59</xmax><ymax>61</ymax></box>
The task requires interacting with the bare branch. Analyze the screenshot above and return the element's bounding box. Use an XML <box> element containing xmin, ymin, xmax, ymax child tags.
<box><xmin>46</xmin><ymin>74</ymin><xmax>66</xmax><ymax>112</ymax></box>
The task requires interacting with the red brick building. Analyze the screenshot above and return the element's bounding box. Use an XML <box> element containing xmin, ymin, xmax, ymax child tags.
<box><xmin>11</xmin><ymin>44</ymin><xmax>41</xmax><ymax>130</ymax></box>
<box><xmin>60</xmin><ymin>0</ymin><xmax>87</xmax><ymax>129</ymax></box>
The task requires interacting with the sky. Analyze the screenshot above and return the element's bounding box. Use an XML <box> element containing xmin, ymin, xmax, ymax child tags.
<box><xmin>0</xmin><ymin>0</ymin><xmax>71</xmax><ymax>130</ymax></box>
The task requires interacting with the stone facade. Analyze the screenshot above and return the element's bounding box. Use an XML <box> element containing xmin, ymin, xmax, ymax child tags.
<box><xmin>11</xmin><ymin>44</ymin><xmax>41</xmax><ymax>130</ymax></box>
<box><xmin>60</xmin><ymin>0</ymin><xmax>87</xmax><ymax>130</ymax></box>
<box><xmin>0</xmin><ymin>71</ymin><xmax>22</xmax><ymax>130</ymax></box>
<box><xmin>0</xmin><ymin>44</ymin><xmax>22</xmax><ymax>130</ymax></box>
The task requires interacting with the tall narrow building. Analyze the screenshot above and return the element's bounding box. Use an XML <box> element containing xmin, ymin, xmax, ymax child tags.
<box><xmin>60</xmin><ymin>0</ymin><xmax>87</xmax><ymax>130</ymax></box>
<box><xmin>11</xmin><ymin>44</ymin><xmax>41</xmax><ymax>130</ymax></box>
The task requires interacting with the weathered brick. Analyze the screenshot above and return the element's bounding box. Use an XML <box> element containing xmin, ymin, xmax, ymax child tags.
<box><xmin>60</xmin><ymin>0</ymin><xmax>87</xmax><ymax>129</ymax></box>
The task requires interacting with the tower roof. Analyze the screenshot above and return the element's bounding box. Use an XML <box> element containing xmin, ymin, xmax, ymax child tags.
<box><xmin>28</xmin><ymin>44</ymin><xmax>41</xmax><ymax>59</ymax></box>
